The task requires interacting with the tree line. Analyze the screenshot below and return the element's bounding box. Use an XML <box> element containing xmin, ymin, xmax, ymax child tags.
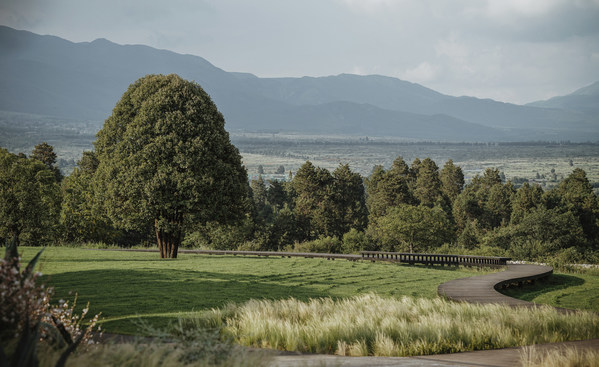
<box><xmin>1</xmin><ymin>74</ymin><xmax>598</xmax><ymax>263</ymax></box>
<box><xmin>2</xmin><ymin>141</ymin><xmax>598</xmax><ymax>263</ymax></box>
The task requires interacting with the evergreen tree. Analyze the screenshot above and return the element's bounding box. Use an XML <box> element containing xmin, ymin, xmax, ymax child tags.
<box><xmin>389</xmin><ymin>155</ymin><xmax>410</xmax><ymax>176</ymax></box>
<box><xmin>332</xmin><ymin>164</ymin><xmax>368</xmax><ymax>236</ymax></box>
<box><xmin>250</xmin><ymin>176</ymin><xmax>272</xmax><ymax>223</ymax></box>
<box><xmin>480</xmin><ymin>168</ymin><xmax>502</xmax><ymax>187</ymax></box>
<box><xmin>511</xmin><ymin>182</ymin><xmax>543</xmax><ymax>225</ymax></box>
<box><xmin>266</xmin><ymin>179</ymin><xmax>288</xmax><ymax>210</ymax></box>
<box><xmin>440</xmin><ymin>159</ymin><xmax>464</xmax><ymax>203</ymax></box>
<box><xmin>485</xmin><ymin>182</ymin><xmax>515</xmax><ymax>227</ymax></box>
<box><xmin>553</xmin><ymin>168</ymin><xmax>599</xmax><ymax>242</ymax></box>
<box><xmin>414</xmin><ymin>158</ymin><xmax>443</xmax><ymax>207</ymax></box>
<box><xmin>292</xmin><ymin>161</ymin><xmax>335</xmax><ymax>240</ymax></box>
<box><xmin>365</xmin><ymin>165</ymin><xmax>414</xmax><ymax>219</ymax></box>
<box><xmin>93</xmin><ymin>74</ymin><xmax>248</xmax><ymax>258</ymax></box>
<box><xmin>31</xmin><ymin>142</ymin><xmax>62</xmax><ymax>181</ymax></box>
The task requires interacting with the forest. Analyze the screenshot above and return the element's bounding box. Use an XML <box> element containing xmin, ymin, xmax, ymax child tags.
<box><xmin>2</xmin><ymin>141</ymin><xmax>598</xmax><ymax>266</ymax></box>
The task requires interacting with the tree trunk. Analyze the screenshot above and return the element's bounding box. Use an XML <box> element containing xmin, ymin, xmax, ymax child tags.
<box><xmin>155</xmin><ymin>218</ymin><xmax>181</xmax><ymax>259</ymax></box>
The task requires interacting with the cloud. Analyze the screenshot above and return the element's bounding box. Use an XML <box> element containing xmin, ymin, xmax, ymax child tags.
<box><xmin>401</xmin><ymin>62</ymin><xmax>440</xmax><ymax>83</ymax></box>
<box><xmin>464</xmin><ymin>0</ymin><xmax>599</xmax><ymax>42</ymax></box>
<box><xmin>482</xmin><ymin>0</ymin><xmax>562</xmax><ymax>17</ymax></box>
<box><xmin>338</xmin><ymin>0</ymin><xmax>403</xmax><ymax>14</ymax></box>
<box><xmin>1</xmin><ymin>0</ymin><xmax>598</xmax><ymax>104</ymax></box>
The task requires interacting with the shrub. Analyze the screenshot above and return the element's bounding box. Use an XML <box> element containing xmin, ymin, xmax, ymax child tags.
<box><xmin>341</xmin><ymin>228</ymin><xmax>371</xmax><ymax>253</ymax></box>
<box><xmin>0</xmin><ymin>246</ymin><xmax>51</xmax><ymax>343</ymax></box>
<box><xmin>35</xmin><ymin>319</ymin><xmax>271</xmax><ymax>367</ymax></box>
<box><xmin>1</xmin><ymin>240</ymin><xmax>101</xmax><ymax>365</ymax></box>
<box><xmin>293</xmin><ymin>236</ymin><xmax>342</xmax><ymax>253</ymax></box>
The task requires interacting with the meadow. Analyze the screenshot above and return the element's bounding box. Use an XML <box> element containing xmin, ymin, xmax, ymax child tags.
<box><xmin>27</xmin><ymin>247</ymin><xmax>491</xmax><ymax>334</ymax></box>
<box><xmin>15</xmin><ymin>246</ymin><xmax>599</xmax><ymax>361</ymax></box>
<box><xmin>501</xmin><ymin>271</ymin><xmax>599</xmax><ymax>312</ymax></box>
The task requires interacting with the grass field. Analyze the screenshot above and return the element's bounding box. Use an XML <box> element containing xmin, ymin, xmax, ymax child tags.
<box><xmin>22</xmin><ymin>247</ymin><xmax>491</xmax><ymax>334</ymax></box>
<box><xmin>501</xmin><ymin>272</ymin><xmax>599</xmax><ymax>312</ymax></box>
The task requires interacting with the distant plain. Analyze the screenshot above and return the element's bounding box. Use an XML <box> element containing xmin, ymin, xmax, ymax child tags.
<box><xmin>1</xmin><ymin>110</ymin><xmax>597</xmax><ymax>189</ymax></box>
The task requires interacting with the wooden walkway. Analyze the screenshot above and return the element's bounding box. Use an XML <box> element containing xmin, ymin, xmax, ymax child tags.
<box><xmin>177</xmin><ymin>249</ymin><xmax>512</xmax><ymax>268</ymax></box>
<box><xmin>109</xmin><ymin>248</ymin><xmax>555</xmax><ymax>309</ymax></box>
<box><xmin>108</xmin><ymin>248</ymin><xmax>512</xmax><ymax>268</ymax></box>
<box><xmin>438</xmin><ymin>263</ymin><xmax>556</xmax><ymax>309</ymax></box>
<box><xmin>179</xmin><ymin>249</ymin><xmax>361</xmax><ymax>261</ymax></box>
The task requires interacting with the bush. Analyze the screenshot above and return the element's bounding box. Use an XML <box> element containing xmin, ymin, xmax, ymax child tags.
<box><xmin>341</xmin><ymin>229</ymin><xmax>372</xmax><ymax>253</ymax></box>
<box><xmin>1</xmin><ymin>240</ymin><xmax>101</xmax><ymax>365</ymax></box>
<box><xmin>293</xmin><ymin>236</ymin><xmax>342</xmax><ymax>253</ymax></box>
<box><xmin>183</xmin><ymin>219</ymin><xmax>254</xmax><ymax>250</ymax></box>
<box><xmin>0</xmin><ymin>249</ymin><xmax>51</xmax><ymax>343</ymax></box>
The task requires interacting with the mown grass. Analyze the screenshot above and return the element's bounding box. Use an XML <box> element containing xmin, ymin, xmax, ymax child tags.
<box><xmin>191</xmin><ymin>294</ymin><xmax>599</xmax><ymax>356</ymax></box>
<box><xmin>21</xmin><ymin>247</ymin><xmax>491</xmax><ymax>334</ymax></box>
<box><xmin>501</xmin><ymin>272</ymin><xmax>599</xmax><ymax>312</ymax></box>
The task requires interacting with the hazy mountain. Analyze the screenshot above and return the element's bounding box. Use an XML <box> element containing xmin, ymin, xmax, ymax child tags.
<box><xmin>0</xmin><ymin>25</ymin><xmax>597</xmax><ymax>142</ymax></box>
<box><xmin>527</xmin><ymin>82</ymin><xmax>599</xmax><ymax>116</ymax></box>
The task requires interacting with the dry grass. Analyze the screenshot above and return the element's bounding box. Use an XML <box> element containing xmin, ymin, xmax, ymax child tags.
<box><xmin>520</xmin><ymin>345</ymin><xmax>599</xmax><ymax>367</ymax></box>
<box><xmin>36</xmin><ymin>343</ymin><xmax>271</xmax><ymax>367</ymax></box>
<box><xmin>195</xmin><ymin>294</ymin><xmax>599</xmax><ymax>357</ymax></box>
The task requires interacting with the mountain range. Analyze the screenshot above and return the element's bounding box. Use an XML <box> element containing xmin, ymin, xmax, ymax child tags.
<box><xmin>0</xmin><ymin>25</ymin><xmax>597</xmax><ymax>142</ymax></box>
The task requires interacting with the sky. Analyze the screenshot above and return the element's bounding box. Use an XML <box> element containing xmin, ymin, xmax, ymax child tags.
<box><xmin>1</xmin><ymin>0</ymin><xmax>599</xmax><ymax>104</ymax></box>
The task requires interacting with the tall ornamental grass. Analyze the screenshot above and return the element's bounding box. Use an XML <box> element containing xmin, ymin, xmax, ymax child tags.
<box><xmin>520</xmin><ymin>346</ymin><xmax>599</xmax><ymax>367</ymax></box>
<box><xmin>193</xmin><ymin>294</ymin><xmax>599</xmax><ymax>356</ymax></box>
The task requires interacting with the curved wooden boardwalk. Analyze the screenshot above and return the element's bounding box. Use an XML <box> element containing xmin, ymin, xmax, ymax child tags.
<box><xmin>438</xmin><ymin>263</ymin><xmax>557</xmax><ymax>309</ymax></box>
<box><xmin>95</xmin><ymin>249</ymin><xmax>596</xmax><ymax>366</ymax></box>
<box><xmin>106</xmin><ymin>248</ymin><xmax>550</xmax><ymax>310</ymax></box>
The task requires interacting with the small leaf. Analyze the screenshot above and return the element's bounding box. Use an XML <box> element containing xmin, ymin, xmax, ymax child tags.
<box><xmin>21</xmin><ymin>248</ymin><xmax>45</xmax><ymax>285</ymax></box>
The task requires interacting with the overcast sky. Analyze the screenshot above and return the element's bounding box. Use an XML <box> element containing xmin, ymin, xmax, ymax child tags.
<box><xmin>2</xmin><ymin>0</ymin><xmax>599</xmax><ymax>104</ymax></box>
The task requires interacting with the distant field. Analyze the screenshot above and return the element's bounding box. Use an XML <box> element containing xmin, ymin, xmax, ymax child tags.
<box><xmin>234</xmin><ymin>136</ymin><xmax>599</xmax><ymax>188</ymax></box>
<box><xmin>24</xmin><ymin>247</ymin><xmax>490</xmax><ymax>334</ymax></box>
<box><xmin>2</xmin><ymin>111</ymin><xmax>597</xmax><ymax>186</ymax></box>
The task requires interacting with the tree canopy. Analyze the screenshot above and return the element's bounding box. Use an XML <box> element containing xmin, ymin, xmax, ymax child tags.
<box><xmin>0</xmin><ymin>148</ymin><xmax>60</xmax><ymax>245</ymax></box>
<box><xmin>93</xmin><ymin>74</ymin><xmax>248</xmax><ymax>258</ymax></box>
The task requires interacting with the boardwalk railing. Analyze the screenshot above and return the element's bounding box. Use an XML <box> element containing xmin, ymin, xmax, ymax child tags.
<box><xmin>177</xmin><ymin>249</ymin><xmax>509</xmax><ymax>267</ymax></box>
<box><xmin>360</xmin><ymin>251</ymin><xmax>510</xmax><ymax>267</ymax></box>
<box><xmin>179</xmin><ymin>249</ymin><xmax>360</xmax><ymax>261</ymax></box>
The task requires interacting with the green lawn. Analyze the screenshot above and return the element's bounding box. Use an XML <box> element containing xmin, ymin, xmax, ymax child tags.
<box><xmin>22</xmin><ymin>247</ymin><xmax>489</xmax><ymax>334</ymax></box>
<box><xmin>501</xmin><ymin>272</ymin><xmax>599</xmax><ymax>312</ymax></box>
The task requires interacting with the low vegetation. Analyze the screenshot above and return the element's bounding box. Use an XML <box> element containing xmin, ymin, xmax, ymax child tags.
<box><xmin>1</xmin><ymin>242</ymin><xmax>101</xmax><ymax>367</ymax></box>
<box><xmin>27</xmin><ymin>247</ymin><xmax>491</xmax><ymax>334</ymax></box>
<box><xmin>520</xmin><ymin>345</ymin><xmax>599</xmax><ymax>367</ymax></box>
<box><xmin>10</xmin><ymin>247</ymin><xmax>599</xmax><ymax>363</ymax></box>
<box><xmin>501</xmin><ymin>271</ymin><xmax>599</xmax><ymax>312</ymax></box>
<box><xmin>192</xmin><ymin>293</ymin><xmax>599</xmax><ymax>356</ymax></box>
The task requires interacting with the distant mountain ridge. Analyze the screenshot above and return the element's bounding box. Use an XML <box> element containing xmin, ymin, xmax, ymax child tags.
<box><xmin>527</xmin><ymin>81</ymin><xmax>599</xmax><ymax>116</ymax></box>
<box><xmin>0</xmin><ymin>25</ymin><xmax>597</xmax><ymax>141</ymax></box>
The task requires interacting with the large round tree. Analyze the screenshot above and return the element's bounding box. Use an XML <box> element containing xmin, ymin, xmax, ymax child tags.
<box><xmin>94</xmin><ymin>74</ymin><xmax>248</xmax><ymax>258</ymax></box>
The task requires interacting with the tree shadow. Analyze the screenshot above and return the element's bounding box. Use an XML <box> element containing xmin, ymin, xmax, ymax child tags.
<box><xmin>498</xmin><ymin>273</ymin><xmax>585</xmax><ymax>302</ymax></box>
<box><xmin>42</xmin><ymin>268</ymin><xmax>333</xmax><ymax>333</ymax></box>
